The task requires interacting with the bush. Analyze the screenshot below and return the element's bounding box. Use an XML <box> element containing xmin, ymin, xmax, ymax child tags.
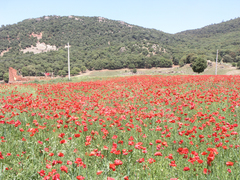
<box><xmin>132</xmin><ymin>68</ymin><xmax>137</xmax><ymax>73</ymax></box>
<box><xmin>0</xmin><ymin>72</ymin><xmax>3</xmax><ymax>81</ymax></box>
<box><xmin>179</xmin><ymin>59</ymin><xmax>185</xmax><ymax>67</ymax></box>
<box><xmin>58</xmin><ymin>70</ymin><xmax>67</xmax><ymax>77</ymax></box>
<box><xmin>192</xmin><ymin>57</ymin><xmax>207</xmax><ymax>73</ymax></box>
<box><xmin>237</xmin><ymin>61</ymin><xmax>240</xmax><ymax>69</ymax></box>
<box><xmin>3</xmin><ymin>73</ymin><xmax>9</xmax><ymax>83</ymax></box>
<box><xmin>128</xmin><ymin>64</ymin><xmax>135</xmax><ymax>69</ymax></box>
<box><xmin>232</xmin><ymin>62</ymin><xmax>236</xmax><ymax>67</ymax></box>
<box><xmin>222</xmin><ymin>54</ymin><xmax>233</xmax><ymax>63</ymax></box>
<box><xmin>186</xmin><ymin>53</ymin><xmax>197</xmax><ymax>64</ymax></box>
<box><xmin>80</xmin><ymin>66</ymin><xmax>87</xmax><ymax>73</ymax></box>
<box><xmin>173</xmin><ymin>57</ymin><xmax>179</xmax><ymax>65</ymax></box>
<box><xmin>235</xmin><ymin>56</ymin><xmax>240</xmax><ymax>62</ymax></box>
<box><xmin>70</xmin><ymin>69</ymin><xmax>79</xmax><ymax>76</ymax></box>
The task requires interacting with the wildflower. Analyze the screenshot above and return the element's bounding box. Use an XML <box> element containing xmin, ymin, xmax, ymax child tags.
<box><xmin>226</xmin><ymin>162</ymin><xmax>234</xmax><ymax>166</ymax></box>
<box><xmin>114</xmin><ymin>159</ymin><xmax>123</xmax><ymax>166</ymax></box>
<box><xmin>60</xmin><ymin>166</ymin><xmax>68</xmax><ymax>173</ymax></box>
<box><xmin>38</xmin><ymin>169</ymin><xmax>45</xmax><ymax>176</ymax></box>
<box><xmin>96</xmin><ymin>170</ymin><xmax>103</xmax><ymax>175</ymax></box>
<box><xmin>76</xmin><ymin>176</ymin><xmax>85</xmax><ymax>180</ymax></box>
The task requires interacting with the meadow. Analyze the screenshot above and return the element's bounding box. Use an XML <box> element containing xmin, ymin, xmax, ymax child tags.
<box><xmin>0</xmin><ymin>75</ymin><xmax>239</xmax><ymax>180</ymax></box>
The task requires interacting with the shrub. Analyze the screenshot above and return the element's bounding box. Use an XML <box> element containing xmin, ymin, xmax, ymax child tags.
<box><xmin>237</xmin><ymin>61</ymin><xmax>240</xmax><ymax>69</ymax></box>
<box><xmin>222</xmin><ymin>55</ymin><xmax>233</xmax><ymax>63</ymax></box>
<box><xmin>192</xmin><ymin>57</ymin><xmax>207</xmax><ymax>73</ymax></box>
<box><xmin>179</xmin><ymin>59</ymin><xmax>185</xmax><ymax>67</ymax></box>
<box><xmin>128</xmin><ymin>64</ymin><xmax>135</xmax><ymax>69</ymax></box>
<box><xmin>3</xmin><ymin>73</ymin><xmax>9</xmax><ymax>83</ymax></box>
<box><xmin>132</xmin><ymin>68</ymin><xmax>137</xmax><ymax>73</ymax></box>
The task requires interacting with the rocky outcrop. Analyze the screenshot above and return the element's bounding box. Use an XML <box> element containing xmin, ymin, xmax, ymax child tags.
<box><xmin>30</xmin><ymin>32</ymin><xmax>42</xmax><ymax>40</ymax></box>
<box><xmin>21</xmin><ymin>42</ymin><xmax>57</xmax><ymax>54</ymax></box>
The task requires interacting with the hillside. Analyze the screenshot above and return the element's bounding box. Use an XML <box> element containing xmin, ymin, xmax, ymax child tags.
<box><xmin>174</xmin><ymin>17</ymin><xmax>240</xmax><ymax>56</ymax></box>
<box><xmin>0</xmin><ymin>15</ymin><xmax>240</xmax><ymax>80</ymax></box>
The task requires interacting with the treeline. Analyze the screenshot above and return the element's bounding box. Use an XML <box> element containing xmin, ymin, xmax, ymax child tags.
<box><xmin>0</xmin><ymin>42</ymin><xmax>173</xmax><ymax>80</ymax></box>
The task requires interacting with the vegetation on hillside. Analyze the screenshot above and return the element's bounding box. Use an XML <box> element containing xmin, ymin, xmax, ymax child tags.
<box><xmin>0</xmin><ymin>15</ymin><xmax>240</xmax><ymax>79</ymax></box>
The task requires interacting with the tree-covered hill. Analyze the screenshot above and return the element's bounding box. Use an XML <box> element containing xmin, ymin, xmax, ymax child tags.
<box><xmin>0</xmin><ymin>15</ymin><xmax>240</xmax><ymax>80</ymax></box>
<box><xmin>0</xmin><ymin>15</ymin><xmax>173</xmax><ymax>52</ymax></box>
<box><xmin>174</xmin><ymin>17</ymin><xmax>240</xmax><ymax>57</ymax></box>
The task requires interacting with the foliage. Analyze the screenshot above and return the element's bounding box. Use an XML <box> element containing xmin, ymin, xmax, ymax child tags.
<box><xmin>179</xmin><ymin>58</ymin><xmax>185</xmax><ymax>67</ymax></box>
<box><xmin>3</xmin><ymin>73</ymin><xmax>9</xmax><ymax>82</ymax></box>
<box><xmin>192</xmin><ymin>57</ymin><xmax>207</xmax><ymax>73</ymax></box>
<box><xmin>132</xmin><ymin>68</ymin><xmax>137</xmax><ymax>73</ymax></box>
<box><xmin>185</xmin><ymin>53</ymin><xmax>197</xmax><ymax>64</ymax></box>
<box><xmin>58</xmin><ymin>70</ymin><xmax>67</xmax><ymax>77</ymax></box>
<box><xmin>128</xmin><ymin>63</ymin><xmax>135</xmax><ymax>69</ymax></box>
<box><xmin>235</xmin><ymin>56</ymin><xmax>240</xmax><ymax>62</ymax></box>
<box><xmin>222</xmin><ymin>54</ymin><xmax>233</xmax><ymax>63</ymax></box>
<box><xmin>237</xmin><ymin>61</ymin><xmax>240</xmax><ymax>69</ymax></box>
<box><xmin>172</xmin><ymin>56</ymin><xmax>179</xmax><ymax>65</ymax></box>
<box><xmin>80</xmin><ymin>66</ymin><xmax>87</xmax><ymax>73</ymax></box>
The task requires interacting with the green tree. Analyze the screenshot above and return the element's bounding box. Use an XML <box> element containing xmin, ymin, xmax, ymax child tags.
<box><xmin>58</xmin><ymin>70</ymin><xmax>67</xmax><ymax>77</ymax></box>
<box><xmin>173</xmin><ymin>57</ymin><xmax>179</xmax><ymax>65</ymax></box>
<box><xmin>46</xmin><ymin>67</ymin><xmax>53</xmax><ymax>73</ymax></box>
<box><xmin>21</xmin><ymin>67</ymin><xmax>29</xmax><ymax>76</ymax></box>
<box><xmin>142</xmin><ymin>49</ymin><xmax>148</xmax><ymax>56</ymax></box>
<box><xmin>235</xmin><ymin>56</ymin><xmax>240</xmax><ymax>62</ymax></box>
<box><xmin>3</xmin><ymin>73</ymin><xmax>9</xmax><ymax>83</ymax></box>
<box><xmin>237</xmin><ymin>61</ymin><xmax>240</xmax><ymax>69</ymax></box>
<box><xmin>192</xmin><ymin>57</ymin><xmax>207</xmax><ymax>73</ymax></box>
<box><xmin>71</xmin><ymin>67</ymin><xmax>80</xmax><ymax>76</ymax></box>
<box><xmin>80</xmin><ymin>66</ymin><xmax>87</xmax><ymax>73</ymax></box>
<box><xmin>186</xmin><ymin>53</ymin><xmax>197</xmax><ymax>64</ymax></box>
<box><xmin>132</xmin><ymin>68</ymin><xmax>137</xmax><ymax>73</ymax></box>
<box><xmin>179</xmin><ymin>59</ymin><xmax>185</xmax><ymax>67</ymax></box>
<box><xmin>222</xmin><ymin>54</ymin><xmax>233</xmax><ymax>63</ymax></box>
<box><xmin>0</xmin><ymin>72</ymin><xmax>3</xmax><ymax>80</ymax></box>
<box><xmin>128</xmin><ymin>63</ymin><xmax>135</xmax><ymax>69</ymax></box>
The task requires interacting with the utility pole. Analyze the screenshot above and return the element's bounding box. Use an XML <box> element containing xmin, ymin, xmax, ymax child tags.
<box><xmin>215</xmin><ymin>49</ymin><xmax>218</xmax><ymax>75</ymax></box>
<box><xmin>67</xmin><ymin>42</ymin><xmax>70</xmax><ymax>80</ymax></box>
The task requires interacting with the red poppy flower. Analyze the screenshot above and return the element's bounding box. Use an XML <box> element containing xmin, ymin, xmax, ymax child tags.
<box><xmin>154</xmin><ymin>152</ymin><xmax>162</xmax><ymax>156</ymax></box>
<box><xmin>203</xmin><ymin>168</ymin><xmax>211</xmax><ymax>174</ymax></box>
<box><xmin>46</xmin><ymin>164</ymin><xmax>52</xmax><ymax>169</ymax></box>
<box><xmin>76</xmin><ymin>176</ymin><xmax>85</xmax><ymax>180</ymax></box>
<box><xmin>114</xmin><ymin>159</ymin><xmax>123</xmax><ymax>166</ymax></box>
<box><xmin>96</xmin><ymin>170</ymin><xmax>103</xmax><ymax>175</ymax></box>
<box><xmin>38</xmin><ymin>169</ymin><xmax>45</xmax><ymax>176</ymax></box>
<box><xmin>226</xmin><ymin>162</ymin><xmax>234</xmax><ymax>166</ymax></box>
<box><xmin>58</xmin><ymin>152</ymin><xmax>64</xmax><ymax>157</ymax></box>
<box><xmin>60</xmin><ymin>139</ymin><xmax>66</xmax><ymax>144</ymax></box>
<box><xmin>109</xmin><ymin>163</ymin><xmax>116</xmax><ymax>171</ymax></box>
<box><xmin>60</xmin><ymin>165</ymin><xmax>68</xmax><ymax>173</ymax></box>
<box><xmin>136</xmin><ymin>158</ymin><xmax>144</xmax><ymax>163</ymax></box>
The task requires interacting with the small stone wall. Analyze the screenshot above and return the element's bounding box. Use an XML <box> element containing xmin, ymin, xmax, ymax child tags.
<box><xmin>9</xmin><ymin>67</ymin><xmax>28</xmax><ymax>83</ymax></box>
<box><xmin>8</xmin><ymin>67</ymin><xmax>57</xmax><ymax>84</ymax></box>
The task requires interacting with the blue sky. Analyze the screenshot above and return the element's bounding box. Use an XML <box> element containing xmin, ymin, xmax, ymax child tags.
<box><xmin>1</xmin><ymin>0</ymin><xmax>240</xmax><ymax>34</ymax></box>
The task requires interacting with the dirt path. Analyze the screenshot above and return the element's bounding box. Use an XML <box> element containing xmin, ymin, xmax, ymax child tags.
<box><xmin>75</xmin><ymin>66</ymin><xmax>178</xmax><ymax>77</ymax></box>
<box><xmin>226</xmin><ymin>70</ymin><xmax>240</xmax><ymax>75</ymax></box>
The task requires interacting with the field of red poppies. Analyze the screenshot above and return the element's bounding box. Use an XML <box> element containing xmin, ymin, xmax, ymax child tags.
<box><xmin>0</xmin><ymin>75</ymin><xmax>239</xmax><ymax>180</ymax></box>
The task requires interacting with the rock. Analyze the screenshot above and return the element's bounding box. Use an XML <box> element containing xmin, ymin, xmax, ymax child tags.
<box><xmin>119</xmin><ymin>47</ymin><xmax>126</xmax><ymax>53</ymax></box>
